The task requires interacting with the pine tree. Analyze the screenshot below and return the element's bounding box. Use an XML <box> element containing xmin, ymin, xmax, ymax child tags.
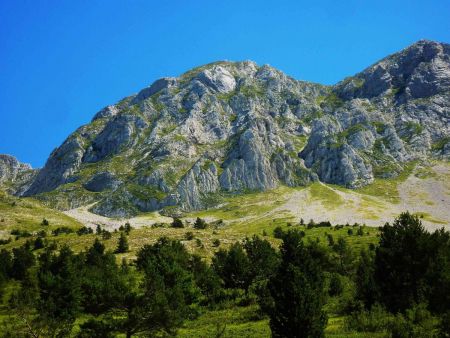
<box><xmin>374</xmin><ymin>212</ymin><xmax>430</xmax><ymax>313</ymax></box>
<box><xmin>332</xmin><ymin>237</ymin><xmax>353</xmax><ymax>274</ymax></box>
<box><xmin>115</xmin><ymin>232</ymin><xmax>129</xmax><ymax>254</ymax></box>
<box><xmin>243</xmin><ymin>235</ymin><xmax>279</xmax><ymax>282</ymax></box>
<box><xmin>123</xmin><ymin>238</ymin><xmax>199</xmax><ymax>337</ymax></box>
<box><xmin>212</xmin><ymin>242</ymin><xmax>251</xmax><ymax>290</ymax></box>
<box><xmin>0</xmin><ymin>249</ymin><xmax>12</xmax><ymax>282</ymax></box>
<box><xmin>263</xmin><ymin>230</ymin><xmax>327</xmax><ymax>338</ymax></box>
<box><xmin>124</xmin><ymin>222</ymin><xmax>132</xmax><ymax>234</ymax></box>
<box><xmin>11</xmin><ymin>244</ymin><xmax>35</xmax><ymax>280</ymax></box>
<box><xmin>355</xmin><ymin>249</ymin><xmax>378</xmax><ymax>309</ymax></box>
<box><xmin>37</xmin><ymin>245</ymin><xmax>83</xmax><ymax>336</ymax></box>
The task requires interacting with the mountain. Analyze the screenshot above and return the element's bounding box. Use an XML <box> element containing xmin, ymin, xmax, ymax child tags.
<box><xmin>11</xmin><ymin>40</ymin><xmax>450</xmax><ymax>217</ymax></box>
<box><xmin>0</xmin><ymin>154</ymin><xmax>38</xmax><ymax>195</ymax></box>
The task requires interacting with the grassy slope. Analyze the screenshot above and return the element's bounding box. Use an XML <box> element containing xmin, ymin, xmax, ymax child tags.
<box><xmin>0</xmin><ymin>190</ymin><xmax>82</xmax><ymax>243</ymax></box>
<box><xmin>0</xmin><ymin>162</ymin><xmax>448</xmax><ymax>337</ymax></box>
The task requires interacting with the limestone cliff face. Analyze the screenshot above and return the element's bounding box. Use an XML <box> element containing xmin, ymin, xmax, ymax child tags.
<box><xmin>0</xmin><ymin>154</ymin><xmax>38</xmax><ymax>195</ymax></box>
<box><xmin>18</xmin><ymin>40</ymin><xmax>450</xmax><ymax>216</ymax></box>
<box><xmin>301</xmin><ymin>40</ymin><xmax>450</xmax><ymax>187</ymax></box>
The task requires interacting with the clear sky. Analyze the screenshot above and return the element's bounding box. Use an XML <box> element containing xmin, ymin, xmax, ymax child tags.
<box><xmin>1</xmin><ymin>0</ymin><xmax>449</xmax><ymax>167</ymax></box>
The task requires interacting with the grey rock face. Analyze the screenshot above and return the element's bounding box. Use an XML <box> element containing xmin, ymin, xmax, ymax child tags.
<box><xmin>132</xmin><ymin>78</ymin><xmax>178</xmax><ymax>103</ymax></box>
<box><xmin>83</xmin><ymin>114</ymin><xmax>147</xmax><ymax>163</ymax></box>
<box><xmin>196</xmin><ymin>66</ymin><xmax>236</xmax><ymax>93</ymax></box>
<box><xmin>138</xmin><ymin>170</ymin><xmax>170</xmax><ymax>193</ymax></box>
<box><xmin>0</xmin><ymin>154</ymin><xmax>31</xmax><ymax>183</ymax></box>
<box><xmin>299</xmin><ymin>117</ymin><xmax>374</xmax><ymax>188</ymax></box>
<box><xmin>0</xmin><ymin>154</ymin><xmax>38</xmax><ymax>194</ymax></box>
<box><xmin>219</xmin><ymin>121</ymin><xmax>278</xmax><ymax>191</ymax></box>
<box><xmin>90</xmin><ymin>189</ymin><xmax>138</xmax><ymax>218</ymax></box>
<box><xmin>337</xmin><ymin>40</ymin><xmax>450</xmax><ymax>101</ymax></box>
<box><xmin>83</xmin><ymin>172</ymin><xmax>121</xmax><ymax>192</ymax></box>
<box><xmin>20</xmin><ymin>40</ymin><xmax>450</xmax><ymax>216</ymax></box>
<box><xmin>176</xmin><ymin>161</ymin><xmax>220</xmax><ymax>210</ymax></box>
<box><xmin>92</xmin><ymin>105</ymin><xmax>119</xmax><ymax>121</ymax></box>
<box><xmin>24</xmin><ymin>135</ymin><xmax>85</xmax><ymax>195</ymax></box>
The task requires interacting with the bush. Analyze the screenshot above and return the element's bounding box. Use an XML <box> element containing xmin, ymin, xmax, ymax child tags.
<box><xmin>193</xmin><ymin>217</ymin><xmax>208</xmax><ymax>230</ymax></box>
<box><xmin>37</xmin><ymin>230</ymin><xmax>47</xmax><ymax>238</ymax></box>
<box><xmin>439</xmin><ymin>311</ymin><xmax>450</xmax><ymax>338</ymax></box>
<box><xmin>33</xmin><ymin>237</ymin><xmax>45</xmax><ymax>250</ymax></box>
<box><xmin>273</xmin><ymin>226</ymin><xmax>284</xmax><ymax>239</ymax></box>
<box><xmin>41</xmin><ymin>218</ymin><xmax>49</xmax><ymax>226</ymax></box>
<box><xmin>10</xmin><ymin>229</ymin><xmax>32</xmax><ymax>239</ymax></box>
<box><xmin>212</xmin><ymin>239</ymin><xmax>221</xmax><ymax>247</ymax></box>
<box><xmin>346</xmin><ymin>304</ymin><xmax>393</xmax><ymax>333</ymax></box>
<box><xmin>77</xmin><ymin>226</ymin><xmax>93</xmax><ymax>236</ymax></box>
<box><xmin>0</xmin><ymin>238</ymin><xmax>12</xmax><ymax>245</ymax></box>
<box><xmin>388</xmin><ymin>304</ymin><xmax>436</xmax><ymax>338</ymax></box>
<box><xmin>317</xmin><ymin>221</ymin><xmax>332</xmax><ymax>227</ymax></box>
<box><xmin>52</xmin><ymin>227</ymin><xmax>74</xmax><ymax>236</ymax></box>
<box><xmin>185</xmin><ymin>232</ymin><xmax>194</xmax><ymax>241</ymax></box>
<box><xmin>171</xmin><ymin>218</ymin><xmax>184</xmax><ymax>228</ymax></box>
<box><xmin>102</xmin><ymin>230</ymin><xmax>112</xmax><ymax>240</ymax></box>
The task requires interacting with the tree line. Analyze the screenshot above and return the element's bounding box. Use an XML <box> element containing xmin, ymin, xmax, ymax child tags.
<box><xmin>0</xmin><ymin>212</ymin><xmax>449</xmax><ymax>337</ymax></box>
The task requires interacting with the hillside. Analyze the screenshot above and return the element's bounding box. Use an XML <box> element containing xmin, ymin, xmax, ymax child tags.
<box><xmin>0</xmin><ymin>189</ymin><xmax>82</xmax><ymax>246</ymax></box>
<box><xmin>3</xmin><ymin>39</ymin><xmax>447</xmax><ymax>219</ymax></box>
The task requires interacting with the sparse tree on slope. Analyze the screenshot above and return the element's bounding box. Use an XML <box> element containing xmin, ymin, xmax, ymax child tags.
<box><xmin>263</xmin><ymin>230</ymin><xmax>327</xmax><ymax>338</ymax></box>
<box><xmin>115</xmin><ymin>232</ymin><xmax>129</xmax><ymax>254</ymax></box>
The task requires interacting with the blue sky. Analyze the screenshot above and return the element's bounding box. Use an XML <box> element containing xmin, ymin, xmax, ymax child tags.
<box><xmin>1</xmin><ymin>0</ymin><xmax>449</xmax><ymax>167</ymax></box>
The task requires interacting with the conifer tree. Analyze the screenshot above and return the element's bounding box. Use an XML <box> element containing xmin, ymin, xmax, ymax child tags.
<box><xmin>115</xmin><ymin>232</ymin><xmax>129</xmax><ymax>254</ymax></box>
<box><xmin>263</xmin><ymin>230</ymin><xmax>327</xmax><ymax>338</ymax></box>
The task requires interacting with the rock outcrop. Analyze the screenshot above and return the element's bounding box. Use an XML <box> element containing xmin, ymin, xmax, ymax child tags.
<box><xmin>0</xmin><ymin>154</ymin><xmax>38</xmax><ymax>195</ymax></box>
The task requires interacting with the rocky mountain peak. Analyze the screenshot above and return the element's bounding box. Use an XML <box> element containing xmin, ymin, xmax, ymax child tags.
<box><xmin>337</xmin><ymin>40</ymin><xmax>450</xmax><ymax>100</ymax></box>
<box><xmin>13</xmin><ymin>40</ymin><xmax>450</xmax><ymax>217</ymax></box>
